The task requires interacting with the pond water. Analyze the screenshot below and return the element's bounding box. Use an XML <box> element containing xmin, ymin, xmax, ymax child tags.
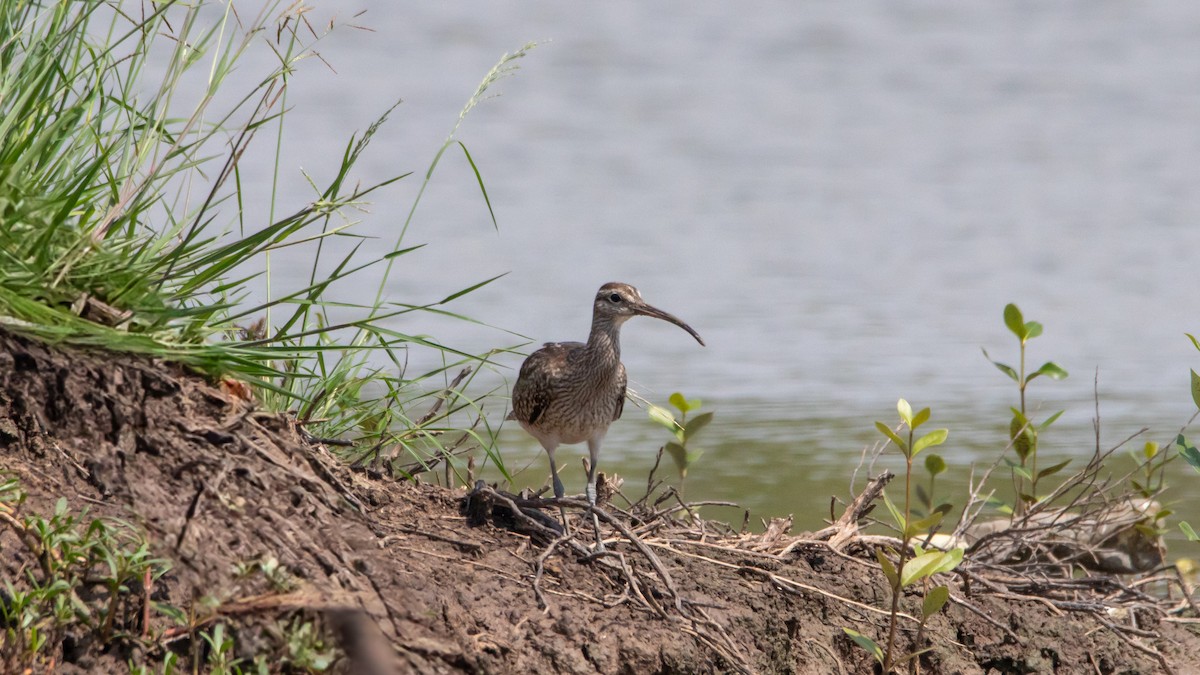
<box><xmin>227</xmin><ymin>2</ymin><xmax>1200</xmax><ymax>542</ymax></box>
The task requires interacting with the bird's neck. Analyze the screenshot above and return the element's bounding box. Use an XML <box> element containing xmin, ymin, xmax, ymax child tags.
<box><xmin>585</xmin><ymin>318</ymin><xmax>622</xmax><ymax>369</ymax></box>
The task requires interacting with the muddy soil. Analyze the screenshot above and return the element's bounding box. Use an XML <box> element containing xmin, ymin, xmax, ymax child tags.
<box><xmin>1</xmin><ymin>329</ymin><xmax>1197</xmax><ymax>673</ymax></box>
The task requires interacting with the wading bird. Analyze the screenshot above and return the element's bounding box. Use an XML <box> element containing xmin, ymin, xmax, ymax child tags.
<box><xmin>509</xmin><ymin>282</ymin><xmax>705</xmax><ymax>549</ymax></box>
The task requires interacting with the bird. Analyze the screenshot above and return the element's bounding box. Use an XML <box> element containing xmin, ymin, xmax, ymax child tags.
<box><xmin>509</xmin><ymin>282</ymin><xmax>705</xmax><ymax>549</ymax></box>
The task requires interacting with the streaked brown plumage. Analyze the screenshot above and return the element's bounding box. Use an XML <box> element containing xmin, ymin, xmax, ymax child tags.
<box><xmin>510</xmin><ymin>282</ymin><xmax>704</xmax><ymax>547</ymax></box>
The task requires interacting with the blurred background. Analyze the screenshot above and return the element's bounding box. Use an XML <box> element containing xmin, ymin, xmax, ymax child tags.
<box><xmin>231</xmin><ymin>2</ymin><xmax>1200</xmax><ymax>535</ymax></box>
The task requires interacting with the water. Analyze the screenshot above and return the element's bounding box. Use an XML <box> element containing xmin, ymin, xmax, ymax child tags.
<box><xmin>225</xmin><ymin>2</ymin><xmax>1200</xmax><ymax>539</ymax></box>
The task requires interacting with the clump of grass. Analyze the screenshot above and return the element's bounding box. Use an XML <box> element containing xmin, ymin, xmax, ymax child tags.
<box><xmin>0</xmin><ymin>0</ymin><xmax>534</xmax><ymax>479</ymax></box>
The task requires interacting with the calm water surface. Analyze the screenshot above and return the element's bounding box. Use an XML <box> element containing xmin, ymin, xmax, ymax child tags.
<box><xmin>227</xmin><ymin>2</ymin><xmax>1200</xmax><ymax>538</ymax></box>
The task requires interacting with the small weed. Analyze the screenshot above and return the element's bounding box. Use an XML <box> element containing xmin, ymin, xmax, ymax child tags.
<box><xmin>648</xmin><ymin>392</ymin><xmax>713</xmax><ymax>497</ymax></box>
<box><xmin>233</xmin><ymin>554</ymin><xmax>294</xmax><ymax>593</ymax></box>
<box><xmin>845</xmin><ymin>399</ymin><xmax>963</xmax><ymax>673</ymax></box>
<box><xmin>280</xmin><ymin>617</ymin><xmax>336</xmax><ymax>671</ymax></box>
<box><xmin>0</xmin><ymin>475</ymin><xmax>169</xmax><ymax>671</ymax></box>
<box><xmin>982</xmin><ymin>303</ymin><xmax>1069</xmax><ymax>516</ymax></box>
<box><xmin>199</xmin><ymin>623</ymin><xmax>241</xmax><ymax>673</ymax></box>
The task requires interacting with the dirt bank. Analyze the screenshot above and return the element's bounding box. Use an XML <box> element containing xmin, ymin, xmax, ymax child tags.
<box><xmin>1</xmin><ymin>329</ymin><xmax>1196</xmax><ymax>673</ymax></box>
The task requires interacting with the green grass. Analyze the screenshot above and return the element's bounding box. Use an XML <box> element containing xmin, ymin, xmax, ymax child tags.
<box><xmin>0</xmin><ymin>0</ymin><xmax>535</xmax><ymax>481</ymax></box>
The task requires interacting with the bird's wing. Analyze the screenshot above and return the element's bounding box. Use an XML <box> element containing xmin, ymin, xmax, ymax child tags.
<box><xmin>511</xmin><ymin>342</ymin><xmax>584</xmax><ymax>425</ymax></box>
<box><xmin>613</xmin><ymin>363</ymin><xmax>627</xmax><ymax>421</ymax></box>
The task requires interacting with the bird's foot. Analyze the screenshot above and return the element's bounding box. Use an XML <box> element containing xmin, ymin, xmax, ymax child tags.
<box><xmin>557</xmin><ymin>505</ymin><xmax>572</xmax><ymax>537</ymax></box>
<box><xmin>589</xmin><ymin>512</ymin><xmax>606</xmax><ymax>553</ymax></box>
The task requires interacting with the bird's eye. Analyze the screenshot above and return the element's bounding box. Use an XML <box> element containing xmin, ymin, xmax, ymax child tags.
<box><xmin>608</xmin><ymin>293</ymin><xmax>622</xmax><ymax>303</ymax></box>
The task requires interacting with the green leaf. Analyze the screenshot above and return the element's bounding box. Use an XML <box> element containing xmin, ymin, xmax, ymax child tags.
<box><xmin>648</xmin><ymin>405</ymin><xmax>676</xmax><ymax>430</ymax></box>
<box><xmin>1188</xmin><ymin>333</ymin><xmax>1200</xmax><ymax>352</ymax></box>
<box><xmin>907</xmin><ymin>511</ymin><xmax>945</xmax><ymax>538</ymax></box>
<box><xmin>882</xmin><ymin>490</ymin><xmax>906</xmax><ymax>532</ymax></box>
<box><xmin>875</xmin><ymin>548</ymin><xmax>898</xmax><ymax>588</ymax></box>
<box><xmin>924</xmin><ymin>453</ymin><xmax>947</xmax><ymax>477</ymax></box>
<box><xmin>1181</xmin><ymin>521</ymin><xmax>1199</xmax><ymax>541</ymax></box>
<box><xmin>452</xmin><ymin>140</ymin><xmax>499</xmax><ymax>230</ymax></box>
<box><xmin>682</xmin><ymin>411</ymin><xmax>714</xmax><ymax>441</ymax></box>
<box><xmin>1003</xmin><ymin>457</ymin><xmax>1033</xmax><ymax>481</ymax></box>
<box><xmin>915</xmin><ymin>484</ymin><xmax>930</xmax><ymax>508</ymax></box>
<box><xmin>669</xmin><ymin>392</ymin><xmax>689</xmax><ymax>413</ymax></box>
<box><xmin>901</xmin><ymin>550</ymin><xmax>951</xmax><ymax>587</ymax></box>
<box><xmin>982</xmin><ymin>348</ymin><xmax>1019</xmax><ymax>382</ymax></box>
<box><xmin>1010</xmin><ymin>418</ymin><xmax>1033</xmax><ymax>462</ymax></box>
<box><xmin>922</xmin><ymin>585</ymin><xmax>950</xmax><ymax>618</ymax></box>
<box><xmin>842</xmin><ymin>628</ymin><xmax>884</xmax><ymax>663</ymax></box>
<box><xmin>875</xmin><ymin>421</ymin><xmax>908</xmax><ymax>453</ymax></box>
<box><xmin>1180</xmin><ymin>439</ymin><xmax>1200</xmax><ymax>470</ymax></box>
<box><xmin>1143</xmin><ymin>442</ymin><xmax>1159</xmax><ymax>460</ymax></box>
<box><xmin>1129</xmin><ymin>476</ymin><xmax>1144</xmax><ymax>496</ymax></box>
<box><xmin>664</xmin><ymin>441</ymin><xmax>688</xmax><ymax>474</ymax></box>
<box><xmin>935</xmin><ymin>547</ymin><xmax>965</xmax><ymax>574</ymax></box>
<box><xmin>897</xmin><ymin>399</ymin><xmax>913</xmax><ymax>426</ymax></box>
<box><xmin>912</xmin><ymin>428</ymin><xmax>948</xmax><ymax>457</ymax></box>
<box><xmin>1038</xmin><ymin>409</ymin><xmax>1065</xmax><ymax>430</ymax></box>
<box><xmin>1036</xmin><ymin>459</ymin><xmax>1071</xmax><ymax>480</ymax></box>
<box><xmin>1024</xmin><ymin>321</ymin><xmax>1043</xmax><ymax>339</ymax></box>
<box><xmin>1003</xmin><ymin>304</ymin><xmax>1025</xmax><ymax>339</ymax></box>
<box><xmin>1192</xmin><ymin>370</ymin><xmax>1200</xmax><ymax>412</ymax></box>
<box><xmin>1027</xmin><ymin>361</ymin><xmax>1067</xmax><ymax>381</ymax></box>
<box><xmin>912</xmin><ymin>407</ymin><xmax>931</xmax><ymax>430</ymax></box>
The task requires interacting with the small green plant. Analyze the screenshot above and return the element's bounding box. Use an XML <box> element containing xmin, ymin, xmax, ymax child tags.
<box><xmin>982</xmin><ymin>303</ymin><xmax>1069</xmax><ymax>516</ymax></box>
<box><xmin>648</xmin><ymin>392</ymin><xmax>713</xmax><ymax>497</ymax></box>
<box><xmin>233</xmin><ymin>554</ymin><xmax>294</xmax><ymax>593</ymax></box>
<box><xmin>280</xmin><ymin>617</ymin><xmax>336</xmax><ymax>671</ymax></box>
<box><xmin>0</xmin><ymin>476</ymin><xmax>169</xmax><ymax>671</ymax></box>
<box><xmin>198</xmin><ymin>623</ymin><xmax>241</xmax><ymax>673</ymax></box>
<box><xmin>845</xmin><ymin>400</ymin><xmax>963</xmax><ymax>673</ymax></box>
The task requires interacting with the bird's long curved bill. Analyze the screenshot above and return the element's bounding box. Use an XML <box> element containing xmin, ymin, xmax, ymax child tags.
<box><xmin>636</xmin><ymin>304</ymin><xmax>705</xmax><ymax>346</ymax></box>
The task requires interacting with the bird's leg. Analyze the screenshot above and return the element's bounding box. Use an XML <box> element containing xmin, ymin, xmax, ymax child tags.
<box><xmin>545</xmin><ymin>446</ymin><xmax>570</xmax><ymax>535</ymax></box>
<box><xmin>586</xmin><ymin>437</ymin><xmax>605</xmax><ymax>551</ymax></box>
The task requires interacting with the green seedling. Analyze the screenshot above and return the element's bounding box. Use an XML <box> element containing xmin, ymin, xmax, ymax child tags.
<box><xmin>1122</xmin><ymin>441</ymin><xmax>1176</xmax><ymax>540</ymax></box>
<box><xmin>648</xmin><ymin>392</ymin><xmax>713</xmax><ymax>497</ymax></box>
<box><xmin>199</xmin><ymin>623</ymin><xmax>241</xmax><ymax>673</ymax></box>
<box><xmin>0</xmin><ymin>477</ymin><xmax>169</xmax><ymax>671</ymax></box>
<box><xmin>982</xmin><ymin>303</ymin><xmax>1068</xmax><ymax>516</ymax></box>
<box><xmin>282</xmin><ymin>617</ymin><xmax>337</xmax><ymax>671</ymax></box>
<box><xmin>846</xmin><ymin>400</ymin><xmax>963</xmax><ymax>673</ymax></box>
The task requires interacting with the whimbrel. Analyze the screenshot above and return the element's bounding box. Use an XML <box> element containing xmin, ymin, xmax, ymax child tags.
<box><xmin>509</xmin><ymin>282</ymin><xmax>705</xmax><ymax>548</ymax></box>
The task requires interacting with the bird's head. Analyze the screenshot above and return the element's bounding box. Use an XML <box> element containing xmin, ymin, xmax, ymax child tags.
<box><xmin>593</xmin><ymin>282</ymin><xmax>705</xmax><ymax>346</ymax></box>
